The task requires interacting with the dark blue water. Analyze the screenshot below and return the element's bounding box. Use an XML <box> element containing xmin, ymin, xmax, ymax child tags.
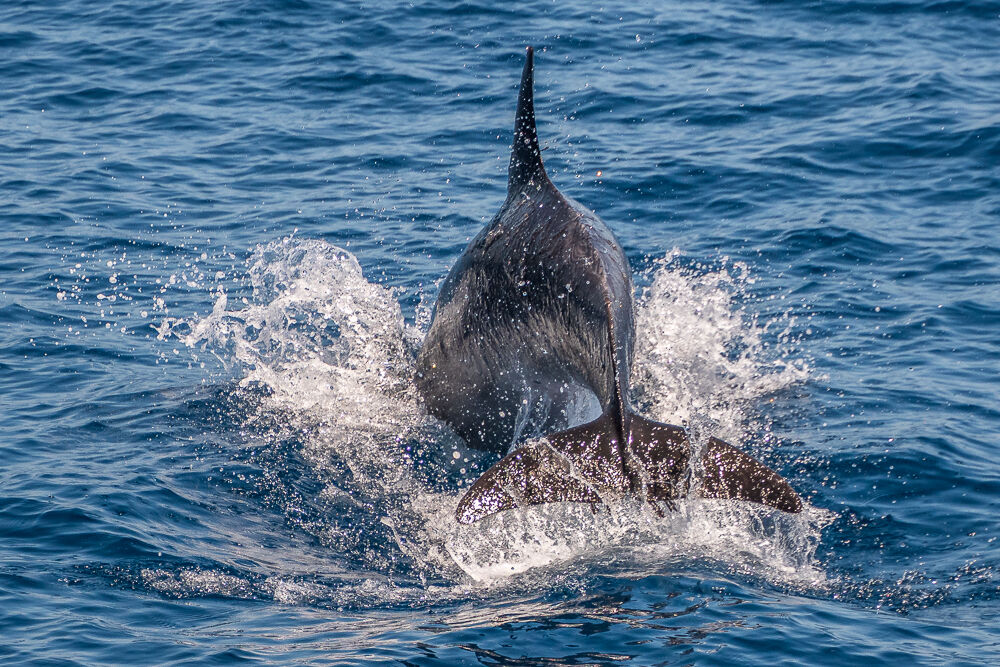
<box><xmin>3</xmin><ymin>0</ymin><xmax>999</xmax><ymax>664</ymax></box>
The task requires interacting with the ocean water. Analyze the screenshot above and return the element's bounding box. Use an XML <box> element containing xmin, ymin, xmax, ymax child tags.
<box><xmin>2</xmin><ymin>0</ymin><xmax>999</xmax><ymax>664</ymax></box>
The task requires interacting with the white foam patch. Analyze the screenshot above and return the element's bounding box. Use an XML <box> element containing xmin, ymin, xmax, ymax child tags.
<box><xmin>435</xmin><ymin>497</ymin><xmax>830</xmax><ymax>587</ymax></box>
<box><xmin>141</xmin><ymin>567</ymin><xmax>258</xmax><ymax>599</ymax></box>
<box><xmin>138</xmin><ymin>567</ymin><xmax>410</xmax><ymax>606</ymax></box>
<box><xmin>162</xmin><ymin>237</ymin><xmax>827</xmax><ymax>600</ymax></box>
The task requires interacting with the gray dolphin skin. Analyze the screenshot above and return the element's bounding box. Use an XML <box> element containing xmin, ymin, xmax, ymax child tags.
<box><xmin>416</xmin><ymin>47</ymin><xmax>802</xmax><ymax>524</ymax></box>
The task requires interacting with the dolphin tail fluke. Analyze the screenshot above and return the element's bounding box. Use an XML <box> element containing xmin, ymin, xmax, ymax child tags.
<box><xmin>455</xmin><ymin>412</ymin><xmax>802</xmax><ymax>524</ymax></box>
<box><xmin>455</xmin><ymin>414</ymin><xmax>619</xmax><ymax>525</ymax></box>
<box><xmin>627</xmin><ymin>413</ymin><xmax>803</xmax><ymax>514</ymax></box>
<box><xmin>698</xmin><ymin>435</ymin><xmax>803</xmax><ymax>513</ymax></box>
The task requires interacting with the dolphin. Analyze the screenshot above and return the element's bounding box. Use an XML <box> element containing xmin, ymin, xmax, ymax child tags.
<box><xmin>416</xmin><ymin>47</ymin><xmax>802</xmax><ymax>524</ymax></box>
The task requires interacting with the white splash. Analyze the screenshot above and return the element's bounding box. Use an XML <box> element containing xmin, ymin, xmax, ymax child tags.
<box><xmin>168</xmin><ymin>238</ymin><xmax>416</xmax><ymax>410</ymax></box>
<box><xmin>159</xmin><ymin>238</ymin><xmax>429</xmax><ymax>491</ymax></box>
<box><xmin>632</xmin><ymin>253</ymin><xmax>810</xmax><ymax>443</ymax></box>
<box><xmin>164</xmin><ymin>237</ymin><xmax>826</xmax><ymax>598</ymax></box>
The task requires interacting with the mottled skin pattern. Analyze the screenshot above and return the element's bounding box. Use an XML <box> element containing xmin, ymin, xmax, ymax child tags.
<box><xmin>416</xmin><ymin>47</ymin><xmax>802</xmax><ymax>523</ymax></box>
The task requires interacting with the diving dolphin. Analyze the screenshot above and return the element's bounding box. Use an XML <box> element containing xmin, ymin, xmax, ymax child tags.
<box><xmin>416</xmin><ymin>47</ymin><xmax>802</xmax><ymax>524</ymax></box>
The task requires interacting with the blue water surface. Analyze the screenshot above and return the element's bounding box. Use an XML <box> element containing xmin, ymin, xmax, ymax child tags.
<box><xmin>2</xmin><ymin>0</ymin><xmax>999</xmax><ymax>664</ymax></box>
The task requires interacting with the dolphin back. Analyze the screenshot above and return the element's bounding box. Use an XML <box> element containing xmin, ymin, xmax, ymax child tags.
<box><xmin>416</xmin><ymin>46</ymin><xmax>635</xmax><ymax>451</ymax></box>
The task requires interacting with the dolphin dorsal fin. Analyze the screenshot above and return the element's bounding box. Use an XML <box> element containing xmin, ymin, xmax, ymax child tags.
<box><xmin>508</xmin><ymin>46</ymin><xmax>549</xmax><ymax>192</ymax></box>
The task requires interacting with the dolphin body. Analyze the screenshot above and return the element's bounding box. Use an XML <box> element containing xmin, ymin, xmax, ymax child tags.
<box><xmin>416</xmin><ymin>47</ymin><xmax>802</xmax><ymax>524</ymax></box>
